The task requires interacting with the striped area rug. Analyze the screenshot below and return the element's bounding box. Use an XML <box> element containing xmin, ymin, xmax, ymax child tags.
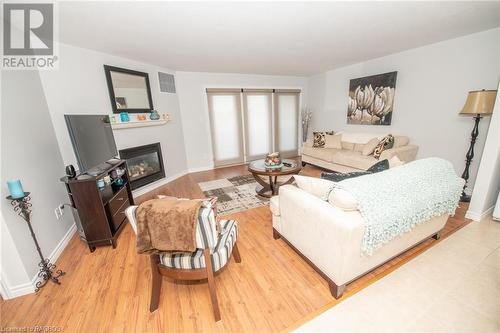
<box><xmin>198</xmin><ymin>175</ymin><xmax>268</xmax><ymax>215</ymax></box>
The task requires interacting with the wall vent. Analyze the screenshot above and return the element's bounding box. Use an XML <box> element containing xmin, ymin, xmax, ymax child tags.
<box><xmin>158</xmin><ymin>72</ymin><xmax>176</xmax><ymax>93</ymax></box>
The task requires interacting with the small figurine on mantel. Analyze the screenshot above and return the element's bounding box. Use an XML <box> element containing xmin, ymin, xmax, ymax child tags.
<box><xmin>265</xmin><ymin>152</ymin><xmax>283</xmax><ymax>169</ymax></box>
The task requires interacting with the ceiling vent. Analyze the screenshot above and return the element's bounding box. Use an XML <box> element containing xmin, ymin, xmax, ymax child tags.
<box><xmin>158</xmin><ymin>72</ymin><xmax>176</xmax><ymax>93</ymax></box>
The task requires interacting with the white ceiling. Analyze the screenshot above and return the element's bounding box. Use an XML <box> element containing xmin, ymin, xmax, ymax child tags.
<box><xmin>59</xmin><ymin>1</ymin><xmax>500</xmax><ymax>76</ymax></box>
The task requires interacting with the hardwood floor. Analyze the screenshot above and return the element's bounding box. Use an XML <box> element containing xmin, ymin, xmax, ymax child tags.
<box><xmin>0</xmin><ymin>163</ymin><xmax>470</xmax><ymax>333</ymax></box>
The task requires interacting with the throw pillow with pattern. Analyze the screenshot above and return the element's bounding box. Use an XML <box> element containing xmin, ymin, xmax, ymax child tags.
<box><xmin>320</xmin><ymin>171</ymin><xmax>370</xmax><ymax>182</ymax></box>
<box><xmin>366</xmin><ymin>159</ymin><xmax>390</xmax><ymax>173</ymax></box>
<box><xmin>373</xmin><ymin>134</ymin><xmax>394</xmax><ymax>159</ymax></box>
<box><xmin>313</xmin><ymin>131</ymin><xmax>335</xmax><ymax>148</ymax></box>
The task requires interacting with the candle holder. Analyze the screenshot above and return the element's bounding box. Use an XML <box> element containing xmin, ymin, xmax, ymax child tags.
<box><xmin>6</xmin><ymin>192</ymin><xmax>65</xmax><ymax>292</ymax></box>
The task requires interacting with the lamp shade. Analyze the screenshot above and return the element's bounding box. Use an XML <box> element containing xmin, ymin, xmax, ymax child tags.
<box><xmin>459</xmin><ymin>89</ymin><xmax>497</xmax><ymax>115</ymax></box>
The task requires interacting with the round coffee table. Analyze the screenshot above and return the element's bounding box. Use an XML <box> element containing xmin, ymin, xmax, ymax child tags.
<box><xmin>248</xmin><ymin>159</ymin><xmax>302</xmax><ymax>198</ymax></box>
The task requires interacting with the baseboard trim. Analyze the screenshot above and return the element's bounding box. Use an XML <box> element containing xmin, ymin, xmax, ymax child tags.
<box><xmin>132</xmin><ymin>171</ymin><xmax>188</xmax><ymax>198</ymax></box>
<box><xmin>187</xmin><ymin>165</ymin><xmax>214</xmax><ymax>173</ymax></box>
<box><xmin>48</xmin><ymin>223</ymin><xmax>76</xmax><ymax>263</ymax></box>
<box><xmin>465</xmin><ymin>205</ymin><xmax>495</xmax><ymax>222</ymax></box>
<box><xmin>2</xmin><ymin>223</ymin><xmax>76</xmax><ymax>299</ymax></box>
<box><xmin>5</xmin><ymin>280</ymin><xmax>35</xmax><ymax>299</ymax></box>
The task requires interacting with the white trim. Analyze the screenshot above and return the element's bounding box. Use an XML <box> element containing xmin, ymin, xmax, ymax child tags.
<box><xmin>48</xmin><ymin>223</ymin><xmax>76</xmax><ymax>264</ymax></box>
<box><xmin>187</xmin><ymin>165</ymin><xmax>214</xmax><ymax>173</ymax></box>
<box><xmin>111</xmin><ymin>119</ymin><xmax>169</xmax><ymax>130</ymax></box>
<box><xmin>0</xmin><ymin>277</ymin><xmax>13</xmax><ymax>299</ymax></box>
<box><xmin>465</xmin><ymin>205</ymin><xmax>495</xmax><ymax>222</ymax></box>
<box><xmin>132</xmin><ymin>171</ymin><xmax>188</xmax><ymax>198</ymax></box>
<box><xmin>1</xmin><ymin>224</ymin><xmax>76</xmax><ymax>299</ymax></box>
<box><xmin>3</xmin><ymin>280</ymin><xmax>35</xmax><ymax>299</ymax></box>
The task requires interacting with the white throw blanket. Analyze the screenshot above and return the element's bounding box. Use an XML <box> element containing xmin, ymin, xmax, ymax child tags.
<box><xmin>334</xmin><ymin>158</ymin><xmax>464</xmax><ymax>255</ymax></box>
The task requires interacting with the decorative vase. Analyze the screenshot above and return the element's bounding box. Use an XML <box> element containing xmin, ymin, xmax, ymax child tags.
<box><xmin>150</xmin><ymin>110</ymin><xmax>160</xmax><ymax>120</ymax></box>
<box><xmin>120</xmin><ymin>112</ymin><xmax>129</xmax><ymax>122</ymax></box>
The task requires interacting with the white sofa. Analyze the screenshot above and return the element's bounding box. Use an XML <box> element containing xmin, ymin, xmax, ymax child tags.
<box><xmin>302</xmin><ymin>133</ymin><xmax>418</xmax><ymax>172</ymax></box>
<box><xmin>270</xmin><ymin>183</ymin><xmax>448</xmax><ymax>298</ymax></box>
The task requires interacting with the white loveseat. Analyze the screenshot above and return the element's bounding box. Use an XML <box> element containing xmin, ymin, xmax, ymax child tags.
<box><xmin>270</xmin><ymin>178</ymin><xmax>448</xmax><ymax>298</ymax></box>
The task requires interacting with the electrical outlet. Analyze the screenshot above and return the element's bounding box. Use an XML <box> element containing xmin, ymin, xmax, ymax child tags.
<box><xmin>54</xmin><ymin>205</ymin><xmax>64</xmax><ymax>220</ymax></box>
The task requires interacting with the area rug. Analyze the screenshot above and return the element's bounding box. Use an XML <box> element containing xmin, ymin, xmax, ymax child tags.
<box><xmin>198</xmin><ymin>175</ymin><xmax>268</xmax><ymax>215</ymax></box>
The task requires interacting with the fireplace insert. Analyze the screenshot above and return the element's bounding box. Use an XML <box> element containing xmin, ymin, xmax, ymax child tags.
<box><xmin>119</xmin><ymin>143</ymin><xmax>165</xmax><ymax>190</ymax></box>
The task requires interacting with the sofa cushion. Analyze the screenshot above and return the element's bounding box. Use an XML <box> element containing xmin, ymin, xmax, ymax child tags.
<box><xmin>393</xmin><ymin>136</ymin><xmax>409</xmax><ymax>148</ymax></box>
<box><xmin>301</xmin><ymin>146</ymin><xmax>340</xmax><ymax>162</ymax></box>
<box><xmin>341</xmin><ymin>141</ymin><xmax>355</xmax><ymax>150</ymax></box>
<box><xmin>334</xmin><ymin>150</ymin><xmax>378</xmax><ymax>170</ymax></box>
<box><xmin>353</xmin><ymin>143</ymin><xmax>365</xmax><ymax>153</ymax></box>
<box><xmin>328</xmin><ymin>188</ymin><xmax>358</xmax><ymax>211</ymax></box>
<box><xmin>293</xmin><ymin>175</ymin><xmax>334</xmax><ymax>198</ymax></box>
<box><xmin>362</xmin><ymin>138</ymin><xmax>380</xmax><ymax>156</ymax></box>
<box><xmin>324</xmin><ymin>134</ymin><xmax>342</xmax><ymax>149</ymax></box>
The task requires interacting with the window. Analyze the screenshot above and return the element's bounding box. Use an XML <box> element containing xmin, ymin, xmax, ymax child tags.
<box><xmin>207</xmin><ymin>88</ymin><xmax>300</xmax><ymax>166</ymax></box>
<box><xmin>207</xmin><ymin>89</ymin><xmax>244</xmax><ymax>166</ymax></box>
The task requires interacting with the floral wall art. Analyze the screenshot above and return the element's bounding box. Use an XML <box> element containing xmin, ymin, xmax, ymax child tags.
<box><xmin>347</xmin><ymin>71</ymin><xmax>397</xmax><ymax>125</ymax></box>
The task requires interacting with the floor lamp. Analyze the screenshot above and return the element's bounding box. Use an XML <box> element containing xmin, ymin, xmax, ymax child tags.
<box><xmin>458</xmin><ymin>89</ymin><xmax>497</xmax><ymax>202</ymax></box>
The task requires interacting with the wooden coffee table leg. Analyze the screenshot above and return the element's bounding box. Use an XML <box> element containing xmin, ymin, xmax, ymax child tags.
<box><xmin>251</xmin><ymin>173</ymin><xmax>273</xmax><ymax>198</ymax></box>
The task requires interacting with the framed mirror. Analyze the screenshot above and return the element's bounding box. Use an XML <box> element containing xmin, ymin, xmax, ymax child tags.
<box><xmin>104</xmin><ymin>65</ymin><xmax>154</xmax><ymax>113</ymax></box>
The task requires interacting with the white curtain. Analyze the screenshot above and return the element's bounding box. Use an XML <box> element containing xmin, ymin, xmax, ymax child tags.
<box><xmin>243</xmin><ymin>91</ymin><xmax>273</xmax><ymax>161</ymax></box>
<box><xmin>207</xmin><ymin>89</ymin><xmax>300</xmax><ymax>166</ymax></box>
<box><xmin>207</xmin><ymin>91</ymin><xmax>244</xmax><ymax>166</ymax></box>
<box><xmin>274</xmin><ymin>91</ymin><xmax>299</xmax><ymax>157</ymax></box>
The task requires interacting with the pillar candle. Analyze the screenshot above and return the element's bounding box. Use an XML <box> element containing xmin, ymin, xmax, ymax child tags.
<box><xmin>7</xmin><ymin>179</ymin><xmax>25</xmax><ymax>199</ymax></box>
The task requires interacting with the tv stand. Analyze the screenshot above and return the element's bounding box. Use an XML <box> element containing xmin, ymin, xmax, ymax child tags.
<box><xmin>61</xmin><ymin>160</ymin><xmax>134</xmax><ymax>252</ymax></box>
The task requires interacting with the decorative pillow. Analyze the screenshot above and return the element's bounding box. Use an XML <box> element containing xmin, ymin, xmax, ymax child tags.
<box><xmin>389</xmin><ymin>156</ymin><xmax>405</xmax><ymax>168</ymax></box>
<box><xmin>313</xmin><ymin>131</ymin><xmax>335</xmax><ymax>148</ymax></box>
<box><xmin>366</xmin><ymin>159</ymin><xmax>390</xmax><ymax>173</ymax></box>
<box><xmin>327</xmin><ymin>188</ymin><xmax>358</xmax><ymax>211</ymax></box>
<box><xmin>362</xmin><ymin>138</ymin><xmax>380</xmax><ymax>156</ymax></box>
<box><xmin>321</xmin><ymin>171</ymin><xmax>370</xmax><ymax>182</ymax></box>
<box><xmin>293</xmin><ymin>175</ymin><xmax>335</xmax><ymax>198</ymax></box>
<box><xmin>373</xmin><ymin>134</ymin><xmax>394</xmax><ymax>159</ymax></box>
<box><xmin>324</xmin><ymin>134</ymin><xmax>342</xmax><ymax>149</ymax></box>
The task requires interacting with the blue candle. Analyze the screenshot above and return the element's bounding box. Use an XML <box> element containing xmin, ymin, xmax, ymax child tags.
<box><xmin>7</xmin><ymin>179</ymin><xmax>25</xmax><ymax>199</ymax></box>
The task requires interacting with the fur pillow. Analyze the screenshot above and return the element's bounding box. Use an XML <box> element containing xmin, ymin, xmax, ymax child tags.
<box><xmin>313</xmin><ymin>131</ymin><xmax>335</xmax><ymax>148</ymax></box>
<box><xmin>373</xmin><ymin>134</ymin><xmax>394</xmax><ymax>159</ymax></box>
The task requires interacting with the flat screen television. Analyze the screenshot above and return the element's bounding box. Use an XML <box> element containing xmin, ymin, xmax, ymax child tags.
<box><xmin>65</xmin><ymin>114</ymin><xmax>118</xmax><ymax>175</ymax></box>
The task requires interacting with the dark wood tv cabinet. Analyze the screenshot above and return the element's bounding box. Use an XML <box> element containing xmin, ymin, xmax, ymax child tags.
<box><xmin>61</xmin><ymin>160</ymin><xmax>134</xmax><ymax>252</ymax></box>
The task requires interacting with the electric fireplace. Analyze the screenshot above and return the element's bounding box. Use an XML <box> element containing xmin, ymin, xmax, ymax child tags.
<box><xmin>119</xmin><ymin>143</ymin><xmax>165</xmax><ymax>190</ymax></box>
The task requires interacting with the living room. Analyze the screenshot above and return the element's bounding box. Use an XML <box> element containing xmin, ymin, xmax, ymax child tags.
<box><xmin>1</xmin><ymin>2</ymin><xmax>500</xmax><ymax>332</ymax></box>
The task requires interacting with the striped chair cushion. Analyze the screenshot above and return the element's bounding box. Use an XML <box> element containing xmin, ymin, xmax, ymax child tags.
<box><xmin>125</xmin><ymin>199</ymin><xmax>219</xmax><ymax>250</ymax></box>
<box><xmin>159</xmin><ymin>219</ymin><xmax>238</xmax><ymax>271</ymax></box>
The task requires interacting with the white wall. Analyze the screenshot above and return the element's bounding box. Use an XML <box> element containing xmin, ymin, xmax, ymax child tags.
<box><xmin>467</xmin><ymin>81</ymin><xmax>500</xmax><ymax>221</ymax></box>
<box><xmin>176</xmin><ymin>72</ymin><xmax>308</xmax><ymax>171</ymax></box>
<box><xmin>39</xmin><ymin>43</ymin><xmax>188</xmax><ymax>193</ymax></box>
<box><xmin>1</xmin><ymin>70</ymin><xmax>75</xmax><ymax>297</ymax></box>
<box><xmin>307</xmin><ymin>28</ymin><xmax>500</xmax><ymax>191</ymax></box>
